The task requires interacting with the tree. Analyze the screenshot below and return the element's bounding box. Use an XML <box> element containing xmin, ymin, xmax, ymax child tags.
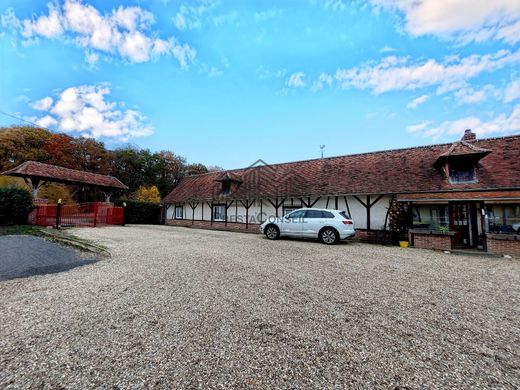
<box><xmin>72</xmin><ymin>137</ymin><xmax>110</xmax><ymax>174</ymax></box>
<box><xmin>155</xmin><ymin>150</ymin><xmax>186</xmax><ymax>197</ymax></box>
<box><xmin>131</xmin><ymin>185</ymin><xmax>161</xmax><ymax>203</ymax></box>
<box><xmin>0</xmin><ymin>126</ymin><xmax>52</xmax><ymax>171</ymax></box>
<box><xmin>43</xmin><ymin>134</ymin><xmax>78</xmax><ymax>169</ymax></box>
<box><xmin>185</xmin><ymin>163</ymin><xmax>208</xmax><ymax>176</ymax></box>
<box><xmin>39</xmin><ymin>183</ymin><xmax>75</xmax><ymax>204</ymax></box>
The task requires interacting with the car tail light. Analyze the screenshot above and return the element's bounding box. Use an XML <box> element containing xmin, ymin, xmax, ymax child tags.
<box><xmin>342</xmin><ymin>220</ymin><xmax>353</xmax><ymax>225</ymax></box>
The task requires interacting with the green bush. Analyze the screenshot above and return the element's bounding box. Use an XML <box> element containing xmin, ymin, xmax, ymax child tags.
<box><xmin>114</xmin><ymin>199</ymin><xmax>161</xmax><ymax>224</ymax></box>
<box><xmin>0</xmin><ymin>188</ymin><xmax>33</xmax><ymax>225</ymax></box>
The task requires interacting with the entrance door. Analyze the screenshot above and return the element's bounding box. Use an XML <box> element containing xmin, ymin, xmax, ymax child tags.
<box><xmin>449</xmin><ymin>203</ymin><xmax>470</xmax><ymax>248</ymax></box>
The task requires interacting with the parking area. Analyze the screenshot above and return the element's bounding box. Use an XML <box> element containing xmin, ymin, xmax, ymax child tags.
<box><xmin>1</xmin><ymin>225</ymin><xmax>519</xmax><ymax>388</ymax></box>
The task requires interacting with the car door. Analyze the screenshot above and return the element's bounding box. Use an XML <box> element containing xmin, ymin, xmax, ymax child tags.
<box><xmin>302</xmin><ymin>210</ymin><xmax>324</xmax><ymax>237</ymax></box>
<box><xmin>280</xmin><ymin>209</ymin><xmax>305</xmax><ymax>236</ymax></box>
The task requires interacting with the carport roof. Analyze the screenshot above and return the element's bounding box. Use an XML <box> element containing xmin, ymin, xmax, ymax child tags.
<box><xmin>2</xmin><ymin>161</ymin><xmax>128</xmax><ymax>190</ymax></box>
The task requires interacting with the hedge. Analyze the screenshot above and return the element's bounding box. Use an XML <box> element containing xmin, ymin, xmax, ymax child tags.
<box><xmin>114</xmin><ymin>200</ymin><xmax>161</xmax><ymax>224</ymax></box>
<box><xmin>0</xmin><ymin>188</ymin><xmax>33</xmax><ymax>225</ymax></box>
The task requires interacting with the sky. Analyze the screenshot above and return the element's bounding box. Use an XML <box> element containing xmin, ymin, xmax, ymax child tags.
<box><xmin>1</xmin><ymin>0</ymin><xmax>520</xmax><ymax>169</ymax></box>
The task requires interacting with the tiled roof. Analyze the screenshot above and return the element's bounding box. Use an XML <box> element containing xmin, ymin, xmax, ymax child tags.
<box><xmin>2</xmin><ymin>161</ymin><xmax>128</xmax><ymax>190</ymax></box>
<box><xmin>162</xmin><ymin>135</ymin><xmax>520</xmax><ymax>203</ymax></box>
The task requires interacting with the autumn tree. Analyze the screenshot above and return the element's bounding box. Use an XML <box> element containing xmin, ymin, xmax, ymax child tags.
<box><xmin>0</xmin><ymin>126</ymin><xmax>52</xmax><ymax>170</ymax></box>
<box><xmin>185</xmin><ymin>163</ymin><xmax>209</xmax><ymax>176</ymax></box>
<box><xmin>131</xmin><ymin>185</ymin><xmax>161</xmax><ymax>203</ymax></box>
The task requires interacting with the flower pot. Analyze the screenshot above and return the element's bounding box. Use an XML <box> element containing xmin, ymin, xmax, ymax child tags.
<box><xmin>399</xmin><ymin>241</ymin><xmax>409</xmax><ymax>248</ymax></box>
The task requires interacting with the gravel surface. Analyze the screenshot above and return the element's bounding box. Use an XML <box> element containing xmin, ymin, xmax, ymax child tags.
<box><xmin>1</xmin><ymin>225</ymin><xmax>519</xmax><ymax>389</ymax></box>
<box><xmin>0</xmin><ymin>235</ymin><xmax>97</xmax><ymax>282</ymax></box>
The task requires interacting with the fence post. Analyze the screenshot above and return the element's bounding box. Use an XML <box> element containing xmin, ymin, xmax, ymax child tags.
<box><xmin>93</xmin><ymin>202</ymin><xmax>98</xmax><ymax>227</ymax></box>
<box><xmin>122</xmin><ymin>202</ymin><xmax>126</xmax><ymax>226</ymax></box>
<box><xmin>55</xmin><ymin>199</ymin><xmax>62</xmax><ymax>229</ymax></box>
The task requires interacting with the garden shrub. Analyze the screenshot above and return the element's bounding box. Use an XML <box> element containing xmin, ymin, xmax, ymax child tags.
<box><xmin>0</xmin><ymin>187</ymin><xmax>33</xmax><ymax>225</ymax></box>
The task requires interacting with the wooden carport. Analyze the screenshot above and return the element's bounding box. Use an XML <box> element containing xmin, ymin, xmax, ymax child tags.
<box><xmin>2</xmin><ymin>161</ymin><xmax>128</xmax><ymax>201</ymax></box>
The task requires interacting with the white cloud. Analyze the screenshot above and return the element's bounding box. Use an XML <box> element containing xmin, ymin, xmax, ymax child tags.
<box><xmin>334</xmin><ymin>48</ymin><xmax>520</xmax><ymax>94</ymax></box>
<box><xmin>504</xmin><ymin>80</ymin><xmax>520</xmax><ymax>103</ymax></box>
<box><xmin>406</xmin><ymin>94</ymin><xmax>429</xmax><ymax>109</ymax></box>
<box><xmin>380</xmin><ymin>45</ymin><xmax>396</xmax><ymax>53</ymax></box>
<box><xmin>36</xmin><ymin>115</ymin><xmax>58</xmax><ymax>128</ymax></box>
<box><xmin>323</xmin><ymin>0</ymin><xmax>348</xmax><ymax>12</ymax></box>
<box><xmin>31</xmin><ymin>96</ymin><xmax>54</xmax><ymax>111</ymax></box>
<box><xmin>173</xmin><ymin>0</ymin><xmax>219</xmax><ymax>30</ymax></box>
<box><xmin>287</xmin><ymin>72</ymin><xmax>306</xmax><ymax>88</ymax></box>
<box><xmin>311</xmin><ymin>73</ymin><xmax>334</xmax><ymax>92</ymax></box>
<box><xmin>453</xmin><ymin>85</ymin><xmax>496</xmax><ymax>104</ymax></box>
<box><xmin>22</xmin><ymin>4</ymin><xmax>63</xmax><ymax>38</ymax></box>
<box><xmin>406</xmin><ymin>120</ymin><xmax>432</xmax><ymax>133</ymax></box>
<box><xmin>213</xmin><ymin>11</ymin><xmax>238</xmax><ymax>27</ymax></box>
<box><xmin>4</xmin><ymin>1</ymin><xmax>195</xmax><ymax>67</ymax></box>
<box><xmin>256</xmin><ymin>66</ymin><xmax>287</xmax><ymax>81</ymax></box>
<box><xmin>254</xmin><ymin>9</ymin><xmax>283</xmax><ymax>22</ymax></box>
<box><xmin>371</xmin><ymin>0</ymin><xmax>520</xmax><ymax>45</ymax></box>
<box><xmin>409</xmin><ymin>106</ymin><xmax>520</xmax><ymax>138</ymax></box>
<box><xmin>31</xmin><ymin>84</ymin><xmax>153</xmax><ymax>141</ymax></box>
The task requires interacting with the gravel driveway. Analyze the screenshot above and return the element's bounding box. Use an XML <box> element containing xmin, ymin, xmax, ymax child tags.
<box><xmin>1</xmin><ymin>225</ymin><xmax>519</xmax><ymax>389</ymax></box>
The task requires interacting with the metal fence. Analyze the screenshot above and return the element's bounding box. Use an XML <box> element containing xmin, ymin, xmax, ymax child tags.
<box><xmin>30</xmin><ymin>202</ymin><xmax>124</xmax><ymax>227</ymax></box>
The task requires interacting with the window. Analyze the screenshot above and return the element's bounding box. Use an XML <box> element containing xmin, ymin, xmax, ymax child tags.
<box><xmin>222</xmin><ymin>180</ymin><xmax>231</xmax><ymax>194</ymax></box>
<box><xmin>449</xmin><ymin>160</ymin><xmax>476</xmax><ymax>183</ymax></box>
<box><xmin>213</xmin><ymin>205</ymin><xmax>226</xmax><ymax>221</ymax></box>
<box><xmin>412</xmin><ymin>205</ymin><xmax>448</xmax><ymax>229</ymax></box>
<box><xmin>486</xmin><ymin>204</ymin><xmax>520</xmax><ymax>234</ymax></box>
<box><xmin>339</xmin><ymin>211</ymin><xmax>351</xmax><ymax>219</ymax></box>
<box><xmin>322</xmin><ymin>211</ymin><xmax>335</xmax><ymax>219</ymax></box>
<box><xmin>304</xmin><ymin>210</ymin><xmax>323</xmax><ymax>218</ymax></box>
<box><xmin>286</xmin><ymin>210</ymin><xmax>305</xmax><ymax>219</ymax></box>
<box><xmin>175</xmin><ymin>206</ymin><xmax>183</xmax><ymax>220</ymax></box>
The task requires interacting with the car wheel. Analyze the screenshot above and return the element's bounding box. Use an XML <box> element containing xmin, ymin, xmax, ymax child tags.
<box><xmin>265</xmin><ymin>225</ymin><xmax>280</xmax><ymax>240</ymax></box>
<box><xmin>320</xmin><ymin>228</ymin><xmax>339</xmax><ymax>245</ymax></box>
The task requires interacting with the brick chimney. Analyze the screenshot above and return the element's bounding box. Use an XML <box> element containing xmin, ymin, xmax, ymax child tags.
<box><xmin>461</xmin><ymin>129</ymin><xmax>476</xmax><ymax>142</ymax></box>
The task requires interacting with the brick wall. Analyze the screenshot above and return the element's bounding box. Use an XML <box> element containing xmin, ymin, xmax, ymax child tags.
<box><xmin>354</xmin><ymin>229</ymin><xmax>393</xmax><ymax>244</ymax></box>
<box><xmin>486</xmin><ymin>234</ymin><xmax>520</xmax><ymax>256</ymax></box>
<box><xmin>166</xmin><ymin>219</ymin><xmax>260</xmax><ymax>233</ymax></box>
<box><xmin>411</xmin><ymin>232</ymin><xmax>453</xmax><ymax>251</ymax></box>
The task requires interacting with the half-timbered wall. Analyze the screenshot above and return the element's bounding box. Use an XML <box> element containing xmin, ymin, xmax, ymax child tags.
<box><xmin>166</xmin><ymin>194</ymin><xmax>393</xmax><ymax>231</ymax></box>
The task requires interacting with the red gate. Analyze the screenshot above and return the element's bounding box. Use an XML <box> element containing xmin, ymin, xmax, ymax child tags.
<box><xmin>30</xmin><ymin>202</ymin><xmax>124</xmax><ymax>227</ymax></box>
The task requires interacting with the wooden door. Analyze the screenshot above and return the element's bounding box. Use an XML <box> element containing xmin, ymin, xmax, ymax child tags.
<box><xmin>450</xmin><ymin>203</ymin><xmax>470</xmax><ymax>248</ymax></box>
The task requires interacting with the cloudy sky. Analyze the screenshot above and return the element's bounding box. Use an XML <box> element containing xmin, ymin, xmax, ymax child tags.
<box><xmin>1</xmin><ymin>0</ymin><xmax>520</xmax><ymax>168</ymax></box>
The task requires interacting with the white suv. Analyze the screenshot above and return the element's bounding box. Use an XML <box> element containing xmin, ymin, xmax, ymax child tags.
<box><xmin>260</xmin><ymin>208</ymin><xmax>355</xmax><ymax>245</ymax></box>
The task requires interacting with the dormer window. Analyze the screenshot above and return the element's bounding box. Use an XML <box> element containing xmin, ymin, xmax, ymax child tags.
<box><xmin>222</xmin><ymin>179</ymin><xmax>231</xmax><ymax>194</ymax></box>
<box><xmin>215</xmin><ymin>171</ymin><xmax>243</xmax><ymax>195</ymax></box>
<box><xmin>448</xmin><ymin>160</ymin><xmax>476</xmax><ymax>183</ymax></box>
<box><xmin>433</xmin><ymin>129</ymin><xmax>491</xmax><ymax>186</ymax></box>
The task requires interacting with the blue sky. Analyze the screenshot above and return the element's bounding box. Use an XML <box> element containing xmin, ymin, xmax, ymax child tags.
<box><xmin>1</xmin><ymin>0</ymin><xmax>520</xmax><ymax>169</ymax></box>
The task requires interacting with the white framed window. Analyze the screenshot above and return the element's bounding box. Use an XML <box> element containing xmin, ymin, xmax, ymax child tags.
<box><xmin>175</xmin><ymin>206</ymin><xmax>183</xmax><ymax>219</ymax></box>
<box><xmin>213</xmin><ymin>205</ymin><xmax>226</xmax><ymax>221</ymax></box>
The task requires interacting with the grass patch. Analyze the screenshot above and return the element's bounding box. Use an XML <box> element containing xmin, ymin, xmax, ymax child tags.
<box><xmin>0</xmin><ymin>225</ymin><xmax>43</xmax><ymax>236</ymax></box>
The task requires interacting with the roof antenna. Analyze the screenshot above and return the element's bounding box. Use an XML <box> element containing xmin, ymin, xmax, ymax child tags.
<box><xmin>320</xmin><ymin>145</ymin><xmax>325</xmax><ymax>159</ymax></box>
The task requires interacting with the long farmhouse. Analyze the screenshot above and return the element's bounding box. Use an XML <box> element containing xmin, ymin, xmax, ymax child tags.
<box><xmin>163</xmin><ymin>130</ymin><xmax>520</xmax><ymax>255</ymax></box>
